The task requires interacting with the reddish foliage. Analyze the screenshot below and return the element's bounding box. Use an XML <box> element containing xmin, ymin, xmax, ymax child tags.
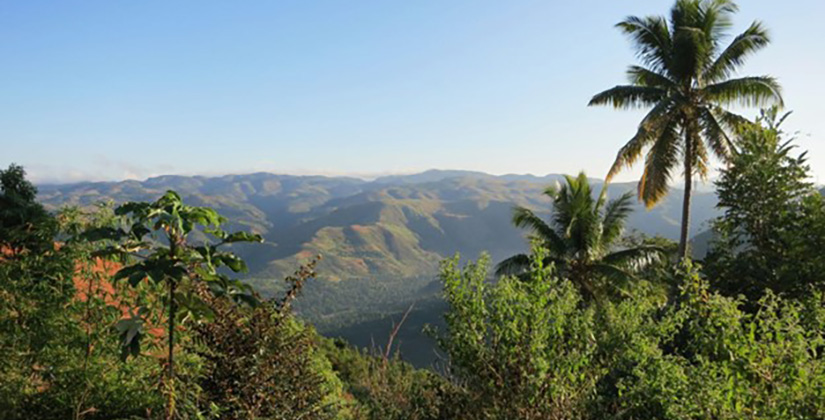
<box><xmin>72</xmin><ymin>257</ymin><xmax>164</xmax><ymax>338</ymax></box>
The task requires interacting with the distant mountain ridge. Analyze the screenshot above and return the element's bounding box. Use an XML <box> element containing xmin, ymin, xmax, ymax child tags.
<box><xmin>38</xmin><ymin>170</ymin><xmax>720</xmax><ymax>284</ymax></box>
<box><xmin>371</xmin><ymin>169</ymin><xmax>585</xmax><ymax>185</ymax></box>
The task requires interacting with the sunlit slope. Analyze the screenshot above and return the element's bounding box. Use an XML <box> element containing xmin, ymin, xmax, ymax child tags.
<box><xmin>39</xmin><ymin>171</ymin><xmax>719</xmax><ymax>284</ymax></box>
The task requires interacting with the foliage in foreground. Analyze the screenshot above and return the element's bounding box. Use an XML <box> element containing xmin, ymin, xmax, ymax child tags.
<box><xmin>0</xmin><ymin>166</ymin><xmax>449</xmax><ymax>419</ymax></box>
<box><xmin>190</xmin><ymin>258</ymin><xmax>347</xmax><ymax>420</ymax></box>
<box><xmin>83</xmin><ymin>190</ymin><xmax>265</xmax><ymax>418</ymax></box>
<box><xmin>434</xmin><ymin>251</ymin><xmax>825</xmax><ymax>419</ymax></box>
<box><xmin>705</xmin><ymin>108</ymin><xmax>825</xmax><ymax>302</ymax></box>
<box><xmin>0</xmin><ymin>167</ymin><xmax>164</xmax><ymax>419</ymax></box>
<box><xmin>4</xmin><ymin>132</ymin><xmax>825</xmax><ymax>419</ymax></box>
<box><xmin>322</xmin><ymin>338</ymin><xmax>454</xmax><ymax>420</ymax></box>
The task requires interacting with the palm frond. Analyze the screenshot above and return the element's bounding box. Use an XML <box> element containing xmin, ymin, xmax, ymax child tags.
<box><xmin>669</xmin><ymin>0</ymin><xmax>741</xmax><ymax>81</ymax></box>
<box><xmin>591</xmin><ymin>263</ymin><xmax>637</xmax><ymax>286</ymax></box>
<box><xmin>691</xmin><ymin>130</ymin><xmax>711</xmax><ymax>180</ymax></box>
<box><xmin>699</xmin><ymin>106</ymin><xmax>735</xmax><ymax>162</ymax></box>
<box><xmin>494</xmin><ymin>253</ymin><xmax>531</xmax><ymax>277</ymax></box>
<box><xmin>542</xmin><ymin>182</ymin><xmax>559</xmax><ymax>198</ymax></box>
<box><xmin>638</xmin><ymin>117</ymin><xmax>681</xmax><ymax>208</ymax></box>
<box><xmin>511</xmin><ymin>207</ymin><xmax>566</xmax><ymax>254</ymax></box>
<box><xmin>670</xmin><ymin>25</ymin><xmax>712</xmax><ymax>80</ymax></box>
<box><xmin>601</xmin><ymin>192</ymin><xmax>634</xmax><ymax>246</ymax></box>
<box><xmin>595</xmin><ymin>184</ymin><xmax>608</xmax><ymax>213</ymax></box>
<box><xmin>549</xmin><ymin>174</ymin><xmax>580</xmax><ymax>231</ymax></box>
<box><xmin>670</xmin><ymin>1</ymin><xmax>703</xmax><ymax>58</ymax></box>
<box><xmin>616</xmin><ymin>15</ymin><xmax>673</xmax><ymax>73</ymax></box>
<box><xmin>552</xmin><ymin>173</ymin><xmax>603</xmax><ymax>257</ymax></box>
<box><xmin>703</xmin><ymin>76</ymin><xmax>783</xmax><ymax>108</ymax></box>
<box><xmin>704</xmin><ymin>21</ymin><xmax>770</xmax><ymax>82</ymax></box>
<box><xmin>705</xmin><ymin>0</ymin><xmax>739</xmax><ymax>14</ymax></box>
<box><xmin>602</xmin><ymin>245</ymin><xmax>665</xmax><ymax>271</ymax></box>
<box><xmin>606</xmin><ymin>99</ymin><xmax>677</xmax><ymax>181</ymax></box>
<box><xmin>698</xmin><ymin>0</ymin><xmax>737</xmax><ymax>49</ymax></box>
<box><xmin>713</xmin><ymin>107</ymin><xmax>751</xmax><ymax>132</ymax></box>
<box><xmin>672</xmin><ymin>0</ymin><xmax>736</xmax><ymax>30</ymax></box>
<box><xmin>588</xmin><ymin>85</ymin><xmax>668</xmax><ymax>109</ymax></box>
<box><xmin>626</xmin><ymin>65</ymin><xmax>677</xmax><ymax>90</ymax></box>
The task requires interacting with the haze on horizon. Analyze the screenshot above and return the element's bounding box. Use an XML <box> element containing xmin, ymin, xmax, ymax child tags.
<box><xmin>2</xmin><ymin>0</ymin><xmax>824</xmax><ymax>185</ymax></box>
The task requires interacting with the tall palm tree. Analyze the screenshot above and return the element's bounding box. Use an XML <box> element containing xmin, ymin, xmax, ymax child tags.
<box><xmin>496</xmin><ymin>172</ymin><xmax>662</xmax><ymax>300</ymax></box>
<box><xmin>588</xmin><ymin>0</ymin><xmax>783</xmax><ymax>259</ymax></box>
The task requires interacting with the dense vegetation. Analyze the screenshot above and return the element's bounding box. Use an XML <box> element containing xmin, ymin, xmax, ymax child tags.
<box><xmin>3</xmin><ymin>1</ymin><xmax>825</xmax><ymax>418</ymax></box>
<box><xmin>36</xmin><ymin>160</ymin><xmax>721</xmax><ymax>361</ymax></box>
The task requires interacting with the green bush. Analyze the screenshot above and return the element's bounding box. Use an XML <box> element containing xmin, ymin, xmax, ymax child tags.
<box><xmin>321</xmin><ymin>337</ymin><xmax>454</xmax><ymax>420</ymax></box>
<box><xmin>611</xmin><ymin>264</ymin><xmax>825</xmax><ymax>419</ymax></box>
<box><xmin>433</xmin><ymin>252</ymin><xmax>825</xmax><ymax>419</ymax></box>
<box><xmin>190</xmin><ymin>265</ymin><xmax>348</xmax><ymax>420</ymax></box>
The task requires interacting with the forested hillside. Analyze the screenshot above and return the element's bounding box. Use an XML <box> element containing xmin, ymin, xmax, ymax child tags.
<box><xmin>38</xmin><ymin>170</ymin><xmax>719</xmax><ymax>281</ymax></box>
<box><xmin>38</xmin><ymin>170</ymin><xmax>720</xmax><ymax>341</ymax></box>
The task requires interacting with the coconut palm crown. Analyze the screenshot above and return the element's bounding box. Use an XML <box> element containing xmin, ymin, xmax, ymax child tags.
<box><xmin>588</xmin><ymin>0</ymin><xmax>783</xmax><ymax>258</ymax></box>
<box><xmin>496</xmin><ymin>172</ymin><xmax>662</xmax><ymax>300</ymax></box>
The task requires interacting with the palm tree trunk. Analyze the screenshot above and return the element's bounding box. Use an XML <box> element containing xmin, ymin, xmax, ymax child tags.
<box><xmin>678</xmin><ymin>129</ymin><xmax>693</xmax><ymax>260</ymax></box>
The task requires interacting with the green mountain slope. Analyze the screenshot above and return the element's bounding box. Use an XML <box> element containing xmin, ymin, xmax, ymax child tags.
<box><xmin>38</xmin><ymin>169</ymin><xmax>719</xmax><ymax>294</ymax></box>
<box><xmin>38</xmin><ymin>170</ymin><xmax>720</xmax><ymax>364</ymax></box>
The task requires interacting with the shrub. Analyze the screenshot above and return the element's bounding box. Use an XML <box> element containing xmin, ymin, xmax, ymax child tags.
<box><xmin>190</xmin><ymin>260</ymin><xmax>347</xmax><ymax>419</ymax></box>
<box><xmin>433</xmin><ymin>251</ymin><xmax>825</xmax><ymax>419</ymax></box>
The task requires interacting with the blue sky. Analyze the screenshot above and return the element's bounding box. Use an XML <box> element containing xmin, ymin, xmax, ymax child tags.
<box><xmin>1</xmin><ymin>0</ymin><xmax>823</xmax><ymax>184</ymax></box>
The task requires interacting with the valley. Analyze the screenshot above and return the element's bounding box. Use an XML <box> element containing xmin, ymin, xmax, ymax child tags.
<box><xmin>38</xmin><ymin>169</ymin><xmax>720</xmax><ymax>366</ymax></box>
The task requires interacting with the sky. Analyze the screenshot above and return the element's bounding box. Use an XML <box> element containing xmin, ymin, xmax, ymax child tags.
<box><xmin>1</xmin><ymin>0</ymin><xmax>824</xmax><ymax>184</ymax></box>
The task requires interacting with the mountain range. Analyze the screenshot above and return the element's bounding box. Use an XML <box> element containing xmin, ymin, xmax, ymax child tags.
<box><xmin>38</xmin><ymin>169</ymin><xmax>721</xmax><ymax>366</ymax></box>
<box><xmin>38</xmin><ymin>169</ymin><xmax>719</xmax><ymax>280</ymax></box>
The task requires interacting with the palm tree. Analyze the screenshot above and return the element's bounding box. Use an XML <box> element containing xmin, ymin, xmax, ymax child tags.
<box><xmin>588</xmin><ymin>0</ymin><xmax>783</xmax><ymax>259</ymax></box>
<box><xmin>496</xmin><ymin>172</ymin><xmax>662</xmax><ymax>300</ymax></box>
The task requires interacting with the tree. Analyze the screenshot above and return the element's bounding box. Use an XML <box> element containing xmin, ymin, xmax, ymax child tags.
<box><xmin>0</xmin><ymin>165</ymin><xmax>77</xmax><ymax>417</ymax></box>
<box><xmin>87</xmin><ymin>190</ymin><xmax>263</xmax><ymax>419</ymax></box>
<box><xmin>496</xmin><ymin>172</ymin><xmax>661</xmax><ymax>300</ymax></box>
<box><xmin>589</xmin><ymin>0</ymin><xmax>783</xmax><ymax>259</ymax></box>
<box><xmin>704</xmin><ymin>108</ymin><xmax>825</xmax><ymax>301</ymax></box>
<box><xmin>0</xmin><ymin>164</ymin><xmax>55</xmax><ymax>255</ymax></box>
